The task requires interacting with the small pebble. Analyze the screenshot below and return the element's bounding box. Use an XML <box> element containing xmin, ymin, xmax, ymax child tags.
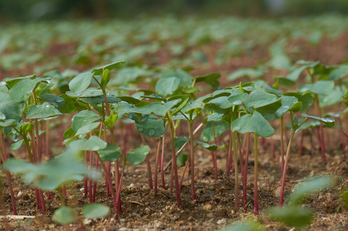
<box><xmin>203</xmin><ymin>204</ymin><xmax>212</xmax><ymax>210</ymax></box>
<box><xmin>231</xmin><ymin>209</ymin><xmax>235</xmax><ymax>215</ymax></box>
<box><xmin>83</xmin><ymin>219</ymin><xmax>92</xmax><ymax>225</ymax></box>
<box><xmin>217</xmin><ymin>218</ymin><xmax>227</xmax><ymax>224</ymax></box>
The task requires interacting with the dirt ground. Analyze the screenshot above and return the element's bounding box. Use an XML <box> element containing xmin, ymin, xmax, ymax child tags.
<box><xmin>1</xmin><ymin>127</ymin><xmax>348</xmax><ymax>230</ymax></box>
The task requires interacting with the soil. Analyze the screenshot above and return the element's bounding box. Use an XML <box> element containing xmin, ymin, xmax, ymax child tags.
<box><xmin>1</xmin><ymin>129</ymin><xmax>348</xmax><ymax>231</ymax></box>
<box><xmin>1</xmin><ymin>33</ymin><xmax>348</xmax><ymax>230</ymax></box>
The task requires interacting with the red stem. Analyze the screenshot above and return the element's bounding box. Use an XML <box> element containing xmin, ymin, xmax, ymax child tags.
<box><xmin>179</xmin><ymin>155</ymin><xmax>189</xmax><ymax>193</ymax></box>
<box><xmin>243</xmin><ymin>133</ymin><xmax>250</xmax><ymax>213</ymax></box>
<box><xmin>154</xmin><ymin>138</ymin><xmax>162</xmax><ymax>194</ymax></box>
<box><xmin>160</xmin><ymin>136</ymin><xmax>166</xmax><ymax>190</ymax></box>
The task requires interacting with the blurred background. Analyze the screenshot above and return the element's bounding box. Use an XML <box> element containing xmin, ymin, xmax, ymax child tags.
<box><xmin>0</xmin><ymin>0</ymin><xmax>347</xmax><ymax>22</ymax></box>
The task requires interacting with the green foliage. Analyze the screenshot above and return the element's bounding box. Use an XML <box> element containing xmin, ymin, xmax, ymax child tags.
<box><xmin>82</xmin><ymin>204</ymin><xmax>110</xmax><ymax>219</ymax></box>
<box><xmin>126</xmin><ymin>145</ymin><xmax>150</xmax><ymax>166</ymax></box>
<box><xmin>177</xmin><ymin>152</ymin><xmax>188</xmax><ymax>167</ymax></box>
<box><xmin>232</xmin><ymin>111</ymin><xmax>274</xmax><ymax>137</ymax></box>
<box><xmin>53</xmin><ymin>207</ymin><xmax>78</xmax><ymax>225</ymax></box>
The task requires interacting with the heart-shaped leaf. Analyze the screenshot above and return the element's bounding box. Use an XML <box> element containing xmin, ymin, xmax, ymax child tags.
<box><xmin>301</xmin><ymin>113</ymin><xmax>335</xmax><ymax>128</ymax></box>
<box><xmin>135</xmin><ymin>114</ymin><xmax>164</xmax><ymax>137</ymax></box>
<box><xmin>177</xmin><ymin>152</ymin><xmax>188</xmax><ymax>167</ymax></box>
<box><xmin>298</xmin><ymin>80</ymin><xmax>334</xmax><ymax>96</ymax></box>
<box><xmin>39</xmin><ymin>94</ymin><xmax>65</xmax><ymax>108</ymax></box>
<box><xmin>194</xmin><ymin>73</ymin><xmax>221</xmax><ymax>88</ymax></box>
<box><xmin>26</xmin><ymin>102</ymin><xmax>62</xmax><ymax>120</ymax></box>
<box><xmin>267</xmin><ymin>206</ymin><xmax>313</xmax><ymax>228</ymax></box>
<box><xmin>75</xmin><ymin>122</ymin><xmax>100</xmax><ymax>136</ymax></box>
<box><xmin>9</xmin><ymin>79</ymin><xmax>37</xmax><ymax>103</ymax></box>
<box><xmin>155</xmin><ymin>77</ymin><xmax>180</xmax><ymax>97</ymax></box>
<box><xmin>274</xmin><ymin>96</ymin><xmax>301</xmax><ymax>118</ymax></box>
<box><xmin>283</xmin><ymin>92</ymin><xmax>313</xmax><ymax>113</ymax></box>
<box><xmin>53</xmin><ymin>207</ymin><xmax>78</xmax><ymax>225</ymax></box>
<box><xmin>290</xmin><ymin>176</ymin><xmax>334</xmax><ymax>205</ymax></box>
<box><xmin>92</xmin><ymin>60</ymin><xmax>126</xmax><ymax>75</ymax></box>
<box><xmin>59</xmin><ymin>94</ymin><xmax>77</xmax><ymax>114</ymax></box>
<box><xmin>72</xmin><ymin>110</ymin><xmax>101</xmax><ymax>132</ymax></box>
<box><xmin>11</xmin><ymin>139</ymin><xmax>24</xmax><ymax>150</ymax></box>
<box><xmin>127</xmin><ymin>145</ymin><xmax>150</xmax><ymax>165</ymax></box>
<box><xmin>97</xmin><ymin>143</ymin><xmax>121</xmax><ymax>162</ymax></box>
<box><xmin>244</xmin><ymin>90</ymin><xmax>281</xmax><ymax>114</ymax></box>
<box><xmin>174</xmin><ymin>136</ymin><xmax>190</xmax><ymax>151</ymax></box>
<box><xmin>201</xmin><ymin>121</ymin><xmax>229</xmax><ymax>142</ymax></box>
<box><xmin>232</xmin><ymin>111</ymin><xmax>274</xmax><ymax>137</ymax></box>
<box><xmin>196</xmin><ymin>140</ymin><xmax>217</xmax><ymax>151</ymax></box>
<box><xmin>319</xmin><ymin>86</ymin><xmax>344</xmax><ymax>108</ymax></box>
<box><xmin>82</xmin><ymin>203</ymin><xmax>110</xmax><ymax>218</ymax></box>
<box><xmin>69</xmin><ymin>72</ymin><xmax>93</xmax><ymax>94</ymax></box>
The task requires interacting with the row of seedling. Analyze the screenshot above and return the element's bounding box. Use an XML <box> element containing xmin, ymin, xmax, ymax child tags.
<box><xmin>0</xmin><ymin>59</ymin><xmax>346</xmax><ymax>224</ymax></box>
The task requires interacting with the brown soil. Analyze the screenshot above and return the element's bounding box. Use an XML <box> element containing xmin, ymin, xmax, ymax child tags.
<box><xmin>1</xmin><ymin>129</ymin><xmax>348</xmax><ymax>230</ymax></box>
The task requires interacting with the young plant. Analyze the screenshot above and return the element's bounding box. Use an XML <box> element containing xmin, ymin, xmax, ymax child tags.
<box><xmin>279</xmin><ymin>113</ymin><xmax>335</xmax><ymax>206</ymax></box>
<box><xmin>269</xmin><ymin>176</ymin><xmax>334</xmax><ymax>229</ymax></box>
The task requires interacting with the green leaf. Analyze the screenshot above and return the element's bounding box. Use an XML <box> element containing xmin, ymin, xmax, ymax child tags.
<box><xmin>135</xmin><ymin>114</ymin><xmax>164</xmax><ymax>137</ymax></box>
<box><xmin>244</xmin><ymin>90</ymin><xmax>281</xmax><ymax>114</ymax></box>
<box><xmin>82</xmin><ymin>203</ymin><xmax>110</xmax><ymax>219</ymax></box>
<box><xmin>69</xmin><ymin>72</ymin><xmax>93</xmax><ymax>94</ymax></box>
<box><xmin>196</xmin><ymin>140</ymin><xmax>217</xmax><ymax>151</ymax></box>
<box><xmin>75</xmin><ymin>122</ymin><xmax>100</xmax><ymax>136</ymax></box>
<box><xmin>53</xmin><ymin>207</ymin><xmax>78</xmax><ymax>225</ymax></box>
<box><xmin>127</xmin><ymin>145</ymin><xmax>150</xmax><ymax>165</ymax></box>
<box><xmin>267</xmin><ymin>206</ymin><xmax>313</xmax><ymax>228</ymax></box>
<box><xmin>228</xmin><ymin>67</ymin><xmax>266</xmax><ymax>81</ymax></box>
<box><xmin>177</xmin><ymin>152</ymin><xmax>188</xmax><ymax>167</ymax></box>
<box><xmin>194</xmin><ymin>73</ymin><xmax>221</xmax><ymax>88</ymax></box>
<box><xmin>298</xmin><ymin>81</ymin><xmax>335</xmax><ymax>96</ymax></box>
<box><xmin>301</xmin><ymin>113</ymin><xmax>335</xmax><ymax>128</ymax></box>
<box><xmin>63</xmin><ymin>127</ymin><xmax>75</xmax><ymax>138</ymax></box>
<box><xmin>92</xmin><ymin>61</ymin><xmax>126</xmax><ymax>75</ymax></box>
<box><xmin>0</xmin><ymin>111</ymin><xmax>5</xmax><ymax>121</ymax></box>
<box><xmin>341</xmin><ymin>189</ymin><xmax>348</xmax><ymax>208</ymax></box>
<box><xmin>105</xmin><ymin>112</ymin><xmax>118</xmax><ymax>129</ymax></box>
<box><xmin>0</xmin><ymin>97</ymin><xmax>24</xmax><ymax>123</ymax></box>
<box><xmin>72</xmin><ymin>110</ymin><xmax>101</xmax><ymax>132</ymax></box>
<box><xmin>274</xmin><ymin>96</ymin><xmax>300</xmax><ymax>118</ymax></box>
<box><xmin>232</xmin><ymin>111</ymin><xmax>274</xmax><ymax>137</ymax></box>
<box><xmin>11</xmin><ymin>139</ymin><xmax>24</xmax><ymax>150</ymax></box>
<box><xmin>97</xmin><ymin>143</ymin><xmax>121</xmax><ymax>162</ymax></box>
<box><xmin>170</xmin><ymin>95</ymin><xmax>190</xmax><ymax>116</ymax></box>
<box><xmin>319</xmin><ymin>86</ymin><xmax>344</xmax><ymax>108</ymax></box>
<box><xmin>83</xmin><ymin>136</ymin><xmax>107</xmax><ymax>151</ymax></box>
<box><xmin>290</xmin><ymin>176</ymin><xmax>334</xmax><ymax>205</ymax></box>
<box><xmin>283</xmin><ymin>92</ymin><xmax>313</xmax><ymax>113</ymax></box>
<box><xmin>174</xmin><ymin>136</ymin><xmax>190</xmax><ymax>151</ymax></box>
<box><xmin>39</xmin><ymin>94</ymin><xmax>65</xmax><ymax>109</ymax></box>
<box><xmin>20</xmin><ymin>122</ymin><xmax>34</xmax><ymax>133</ymax></box>
<box><xmin>9</xmin><ymin>79</ymin><xmax>37</xmax><ymax>103</ymax></box>
<box><xmin>161</xmin><ymin>70</ymin><xmax>193</xmax><ymax>87</ymax></box>
<box><xmin>201</xmin><ymin>121</ymin><xmax>229</xmax><ymax>142</ymax></box>
<box><xmin>224</xmin><ymin>220</ymin><xmax>265</xmax><ymax>231</ymax></box>
<box><xmin>3</xmin><ymin>158</ymin><xmax>33</xmax><ymax>174</ymax></box>
<box><xmin>59</xmin><ymin>94</ymin><xmax>77</xmax><ymax>114</ymax></box>
<box><xmin>155</xmin><ymin>77</ymin><xmax>180</xmax><ymax>97</ymax></box>
<box><xmin>101</xmin><ymin>69</ymin><xmax>111</xmax><ymax>88</ymax></box>
<box><xmin>26</xmin><ymin>102</ymin><xmax>62</xmax><ymax>120</ymax></box>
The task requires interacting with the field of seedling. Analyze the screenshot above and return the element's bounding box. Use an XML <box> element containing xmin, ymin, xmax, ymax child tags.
<box><xmin>1</xmin><ymin>16</ymin><xmax>348</xmax><ymax>230</ymax></box>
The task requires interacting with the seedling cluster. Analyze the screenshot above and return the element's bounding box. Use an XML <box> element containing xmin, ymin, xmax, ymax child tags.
<box><xmin>0</xmin><ymin>55</ymin><xmax>346</xmax><ymax>227</ymax></box>
<box><xmin>0</xmin><ymin>16</ymin><xmax>348</xmax><ymax>229</ymax></box>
